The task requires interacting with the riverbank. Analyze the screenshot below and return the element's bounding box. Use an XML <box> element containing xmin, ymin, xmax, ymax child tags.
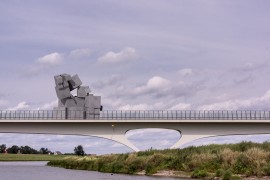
<box><xmin>48</xmin><ymin>141</ymin><xmax>270</xmax><ymax>179</ymax></box>
<box><xmin>0</xmin><ymin>154</ymin><xmax>68</xmax><ymax>161</ymax></box>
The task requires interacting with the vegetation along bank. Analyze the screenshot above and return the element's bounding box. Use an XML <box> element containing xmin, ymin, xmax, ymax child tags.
<box><xmin>47</xmin><ymin>141</ymin><xmax>270</xmax><ymax>179</ymax></box>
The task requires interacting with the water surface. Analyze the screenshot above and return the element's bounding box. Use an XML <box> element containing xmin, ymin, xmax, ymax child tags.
<box><xmin>0</xmin><ymin>161</ymin><xmax>179</xmax><ymax>180</ymax></box>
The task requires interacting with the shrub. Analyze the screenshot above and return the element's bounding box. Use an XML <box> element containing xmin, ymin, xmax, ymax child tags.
<box><xmin>263</xmin><ymin>162</ymin><xmax>270</xmax><ymax>175</ymax></box>
<box><xmin>216</xmin><ymin>168</ymin><xmax>225</xmax><ymax>177</ymax></box>
<box><xmin>191</xmin><ymin>169</ymin><xmax>208</xmax><ymax>178</ymax></box>
<box><xmin>137</xmin><ymin>150</ymin><xmax>155</xmax><ymax>156</ymax></box>
<box><xmin>222</xmin><ymin>170</ymin><xmax>232</xmax><ymax>180</ymax></box>
<box><xmin>126</xmin><ymin>158</ymin><xmax>145</xmax><ymax>174</ymax></box>
<box><xmin>145</xmin><ymin>164</ymin><xmax>157</xmax><ymax>175</ymax></box>
<box><xmin>111</xmin><ymin>161</ymin><xmax>124</xmax><ymax>173</ymax></box>
<box><xmin>233</xmin><ymin>154</ymin><xmax>249</xmax><ymax>174</ymax></box>
<box><xmin>244</xmin><ymin>147</ymin><xmax>268</xmax><ymax>176</ymax></box>
<box><xmin>188</xmin><ymin>152</ymin><xmax>216</xmax><ymax>169</ymax></box>
<box><xmin>147</xmin><ymin>153</ymin><xmax>165</xmax><ymax>166</ymax></box>
<box><xmin>219</xmin><ymin>148</ymin><xmax>239</xmax><ymax>168</ymax></box>
<box><xmin>168</xmin><ymin>158</ymin><xmax>184</xmax><ymax>170</ymax></box>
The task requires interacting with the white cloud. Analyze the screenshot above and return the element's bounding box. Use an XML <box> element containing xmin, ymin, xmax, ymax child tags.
<box><xmin>97</xmin><ymin>47</ymin><xmax>137</xmax><ymax>64</ymax></box>
<box><xmin>7</xmin><ymin>101</ymin><xmax>30</xmax><ymax>110</ymax></box>
<box><xmin>198</xmin><ymin>89</ymin><xmax>270</xmax><ymax>110</ymax></box>
<box><xmin>182</xmin><ymin>134</ymin><xmax>270</xmax><ymax>148</ymax></box>
<box><xmin>37</xmin><ymin>100</ymin><xmax>58</xmax><ymax>110</ymax></box>
<box><xmin>133</xmin><ymin>76</ymin><xmax>171</xmax><ymax>95</ymax></box>
<box><xmin>126</xmin><ymin>128</ymin><xmax>180</xmax><ymax>150</ymax></box>
<box><xmin>118</xmin><ymin>103</ymin><xmax>150</xmax><ymax>110</ymax></box>
<box><xmin>22</xmin><ymin>52</ymin><xmax>64</xmax><ymax>76</ymax></box>
<box><xmin>68</xmin><ymin>48</ymin><xmax>91</xmax><ymax>59</ymax></box>
<box><xmin>37</xmin><ymin>52</ymin><xmax>63</xmax><ymax>66</ymax></box>
<box><xmin>169</xmin><ymin>103</ymin><xmax>191</xmax><ymax>110</ymax></box>
<box><xmin>117</xmin><ymin>102</ymin><xmax>166</xmax><ymax>110</ymax></box>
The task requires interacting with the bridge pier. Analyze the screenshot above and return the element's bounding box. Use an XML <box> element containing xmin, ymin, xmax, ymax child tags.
<box><xmin>97</xmin><ymin>134</ymin><xmax>140</xmax><ymax>152</ymax></box>
<box><xmin>170</xmin><ymin>134</ymin><xmax>211</xmax><ymax>149</ymax></box>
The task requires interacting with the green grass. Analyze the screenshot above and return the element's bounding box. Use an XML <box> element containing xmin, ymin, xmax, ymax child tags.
<box><xmin>0</xmin><ymin>154</ymin><xmax>70</xmax><ymax>161</ymax></box>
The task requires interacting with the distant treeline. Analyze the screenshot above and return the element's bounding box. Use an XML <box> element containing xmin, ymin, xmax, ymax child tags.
<box><xmin>0</xmin><ymin>144</ymin><xmax>52</xmax><ymax>154</ymax></box>
<box><xmin>48</xmin><ymin>141</ymin><xmax>270</xmax><ymax>179</ymax></box>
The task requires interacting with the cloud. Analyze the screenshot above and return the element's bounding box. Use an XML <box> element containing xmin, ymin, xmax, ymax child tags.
<box><xmin>178</xmin><ymin>68</ymin><xmax>193</xmax><ymax>76</ymax></box>
<box><xmin>117</xmin><ymin>101</ymin><xmax>168</xmax><ymax>110</ymax></box>
<box><xmin>118</xmin><ymin>103</ymin><xmax>152</xmax><ymax>110</ymax></box>
<box><xmin>92</xmin><ymin>75</ymin><xmax>124</xmax><ymax>89</ymax></box>
<box><xmin>7</xmin><ymin>101</ymin><xmax>30</xmax><ymax>110</ymax></box>
<box><xmin>169</xmin><ymin>103</ymin><xmax>191</xmax><ymax>110</ymax></box>
<box><xmin>23</xmin><ymin>52</ymin><xmax>63</xmax><ymax>76</ymax></box>
<box><xmin>182</xmin><ymin>134</ymin><xmax>270</xmax><ymax>148</ymax></box>
<box><xmin>37</xmin><ymin>52</ymin><xmax>63</xmax><ymax>66</ymax></box>
<box><xmin>68</xmin><ymin>48</ymin><xmax>91</xmax><ymax>59</ymax></box>
<box><xmin>97</xmin><ymin>47</ymin><xmax>137</xmax><ymax>64</ymax></box>
<box><xmin>23</xmin><ymin>48</ymin><xmax>92</xmax><ymax>76</ymax></box>
<box><xmin>198</xmin><ymin>89</ymin><xmax>270</xmax><ymax>110</ymax></box>
<box><xmin>126</xmin><ymin>128</ymin><xmax>180</xmax><ymax>150</ymax></box>
<box><xmin>133</xmin><ymin>76</ymin><xmax>171</xmax><ymax>95</ymax></box>
<box><xmin>37</xmin><ymin>100</ymin><xmax>58</xmax><ymax>110</ymax></box>
<box><xmin>0</xmin><ymin>100</ymin><xmax>9</xmax><ymax>108</ymax></box>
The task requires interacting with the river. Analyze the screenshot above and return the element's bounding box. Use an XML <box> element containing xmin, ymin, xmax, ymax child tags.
<box><xmin>0</xmin><ymin>161</ymin><xmax>180</xmax><ymax>180</ymax></box>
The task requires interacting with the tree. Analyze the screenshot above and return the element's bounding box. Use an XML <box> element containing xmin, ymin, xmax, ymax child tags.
<box><xmin>40</xmin><ymin>147</ymin><xmax>50</xmax><ymax>154</ymax></box>
<box><xmin>20</xmin><ymin>146</ymin><xmax>38</xmax><ymax>154</ymax></box>
<box><xmin>7</xmin><ymin>145</ymin><xmax>20</xmax><ymax>154</ymax></box>
<box><xmin>74</xmin><ymin>145</ymin><xmax>85</xmax><ymax>156</ymax></box>
<box><xmin>0</xmin><ymin>144</ymin><xmax>6</xmax><ymax>153</ymax></box>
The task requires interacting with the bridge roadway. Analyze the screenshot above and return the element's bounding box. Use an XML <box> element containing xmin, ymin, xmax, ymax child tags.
<box><xmin>1</xmin><ymin>118</ymin><xmax>270</xmax><ymax>152</ymax></box>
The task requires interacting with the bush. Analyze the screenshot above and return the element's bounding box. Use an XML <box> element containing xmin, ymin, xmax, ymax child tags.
<box><xmin>168</xmin><ymin>158</ymin><xmax>184</xmax><ymax>170</ymax></box>
<box><xmin>233</xmin><ymin>154</ymin><xmax>248</xmax><ymax>174</ymax></box>
<box><xmin>222</xmin><ymin>170</ymin><xmax>232</xmax><ymax>180</ymax></box>
<box><xmin>263</xmin><ymin>162</ymin><xmax>270</xmax><ymax>175</ymax></box>
<box><xmin>219</xmin><ymin>148</ymin><xmax>239</xmax><ymax>168</ymax></box>
<box><xmin>145</xmin><ymin>164</ymin><xmax>157</xmax><ymax>175</ymax></box>
<box><xmin>216</xmin><ymin>168</ymin><xmax>225</xmax><ymax>177</ymax></box>
<box><xmin>111</xmin><ymin>162</ymin><xmax>124</xmax><ymax>173</ymax></box>
<box><xmin>191</xmin><ymin>169</ymin><xmax>208</xmax><ymax>178</ymax></box>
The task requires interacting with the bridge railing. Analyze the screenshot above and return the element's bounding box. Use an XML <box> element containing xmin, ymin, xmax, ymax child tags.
<box><xmin>0</xmin><ymin>110</ymin><xmax>270</xmax><ymax>120</ymax></box>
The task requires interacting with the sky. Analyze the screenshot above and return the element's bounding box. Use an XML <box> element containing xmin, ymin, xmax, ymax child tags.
<box><xmin>1</xmin><ymin>0</ymin><xmax>270</xmax><ymax>154</ymax></box>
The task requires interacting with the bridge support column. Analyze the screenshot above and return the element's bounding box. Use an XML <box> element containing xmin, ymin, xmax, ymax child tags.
<box><xmin>97</xmin><ymin>134</ymin><xmax>139</xmax><ymax>152</ymax></box>
<box><xmin>170</xmin><ymin>134</ymin><xmax>212</xmax><ymax>149</ymax></box>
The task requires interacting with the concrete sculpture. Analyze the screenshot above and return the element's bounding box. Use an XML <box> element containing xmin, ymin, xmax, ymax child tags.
<box><xmin>53</xmin><ymin>73</ymin><xmax>102</xmax><ymax>119</ymax></box>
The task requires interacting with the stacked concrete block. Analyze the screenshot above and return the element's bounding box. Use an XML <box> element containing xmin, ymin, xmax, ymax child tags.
<box><xmin>85</xmin><ymin>95</ymin><xmax>101</xmax><ymax>109</ymax></box>
<box><xmin>55</xmin><ymin>86</ymin><xmax>71</xmax><ymax>99</ymax></box>
<box><xmin>77</xmin><ymin>86</ymin><xmax>91</xmax><ymax>97</ymax></box>
<box><xmin>69</xmin><ymin>74</ymin><xmax>82</xmax><ymax>90</ymax></box>
<box><xmin>53</xmin><ymin>73</ymin><xmax>102</xmax><ymax>119</ymax></box>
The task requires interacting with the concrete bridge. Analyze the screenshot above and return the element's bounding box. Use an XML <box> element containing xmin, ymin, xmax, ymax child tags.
<box><xmin>1</xmin><ymin>110</ymin><xmax>270</xmax><ymax>152</ymax></box>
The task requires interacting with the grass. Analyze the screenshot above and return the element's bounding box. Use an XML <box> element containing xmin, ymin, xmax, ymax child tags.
<box><xmin>47</xmin><ymin>141</ymin><xmax>270</xmax><ymax>179</ymax></box>
<box><xmin>0</xmin><ymin>154</ymin><xmax>69</xmax><ymax>161</ymax></box>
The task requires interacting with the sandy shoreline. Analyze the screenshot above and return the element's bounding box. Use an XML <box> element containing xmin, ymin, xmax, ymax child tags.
<box><xmin>136</xmin><ymin>170</ymin><xmax>192</xmax><ymax>179</ymax></box>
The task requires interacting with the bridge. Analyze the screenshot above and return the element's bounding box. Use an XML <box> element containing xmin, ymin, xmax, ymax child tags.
<box><xmin>1</xmin><ymin>110</ymin><xmax>270</xmax><ymax>152</ymax></box>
